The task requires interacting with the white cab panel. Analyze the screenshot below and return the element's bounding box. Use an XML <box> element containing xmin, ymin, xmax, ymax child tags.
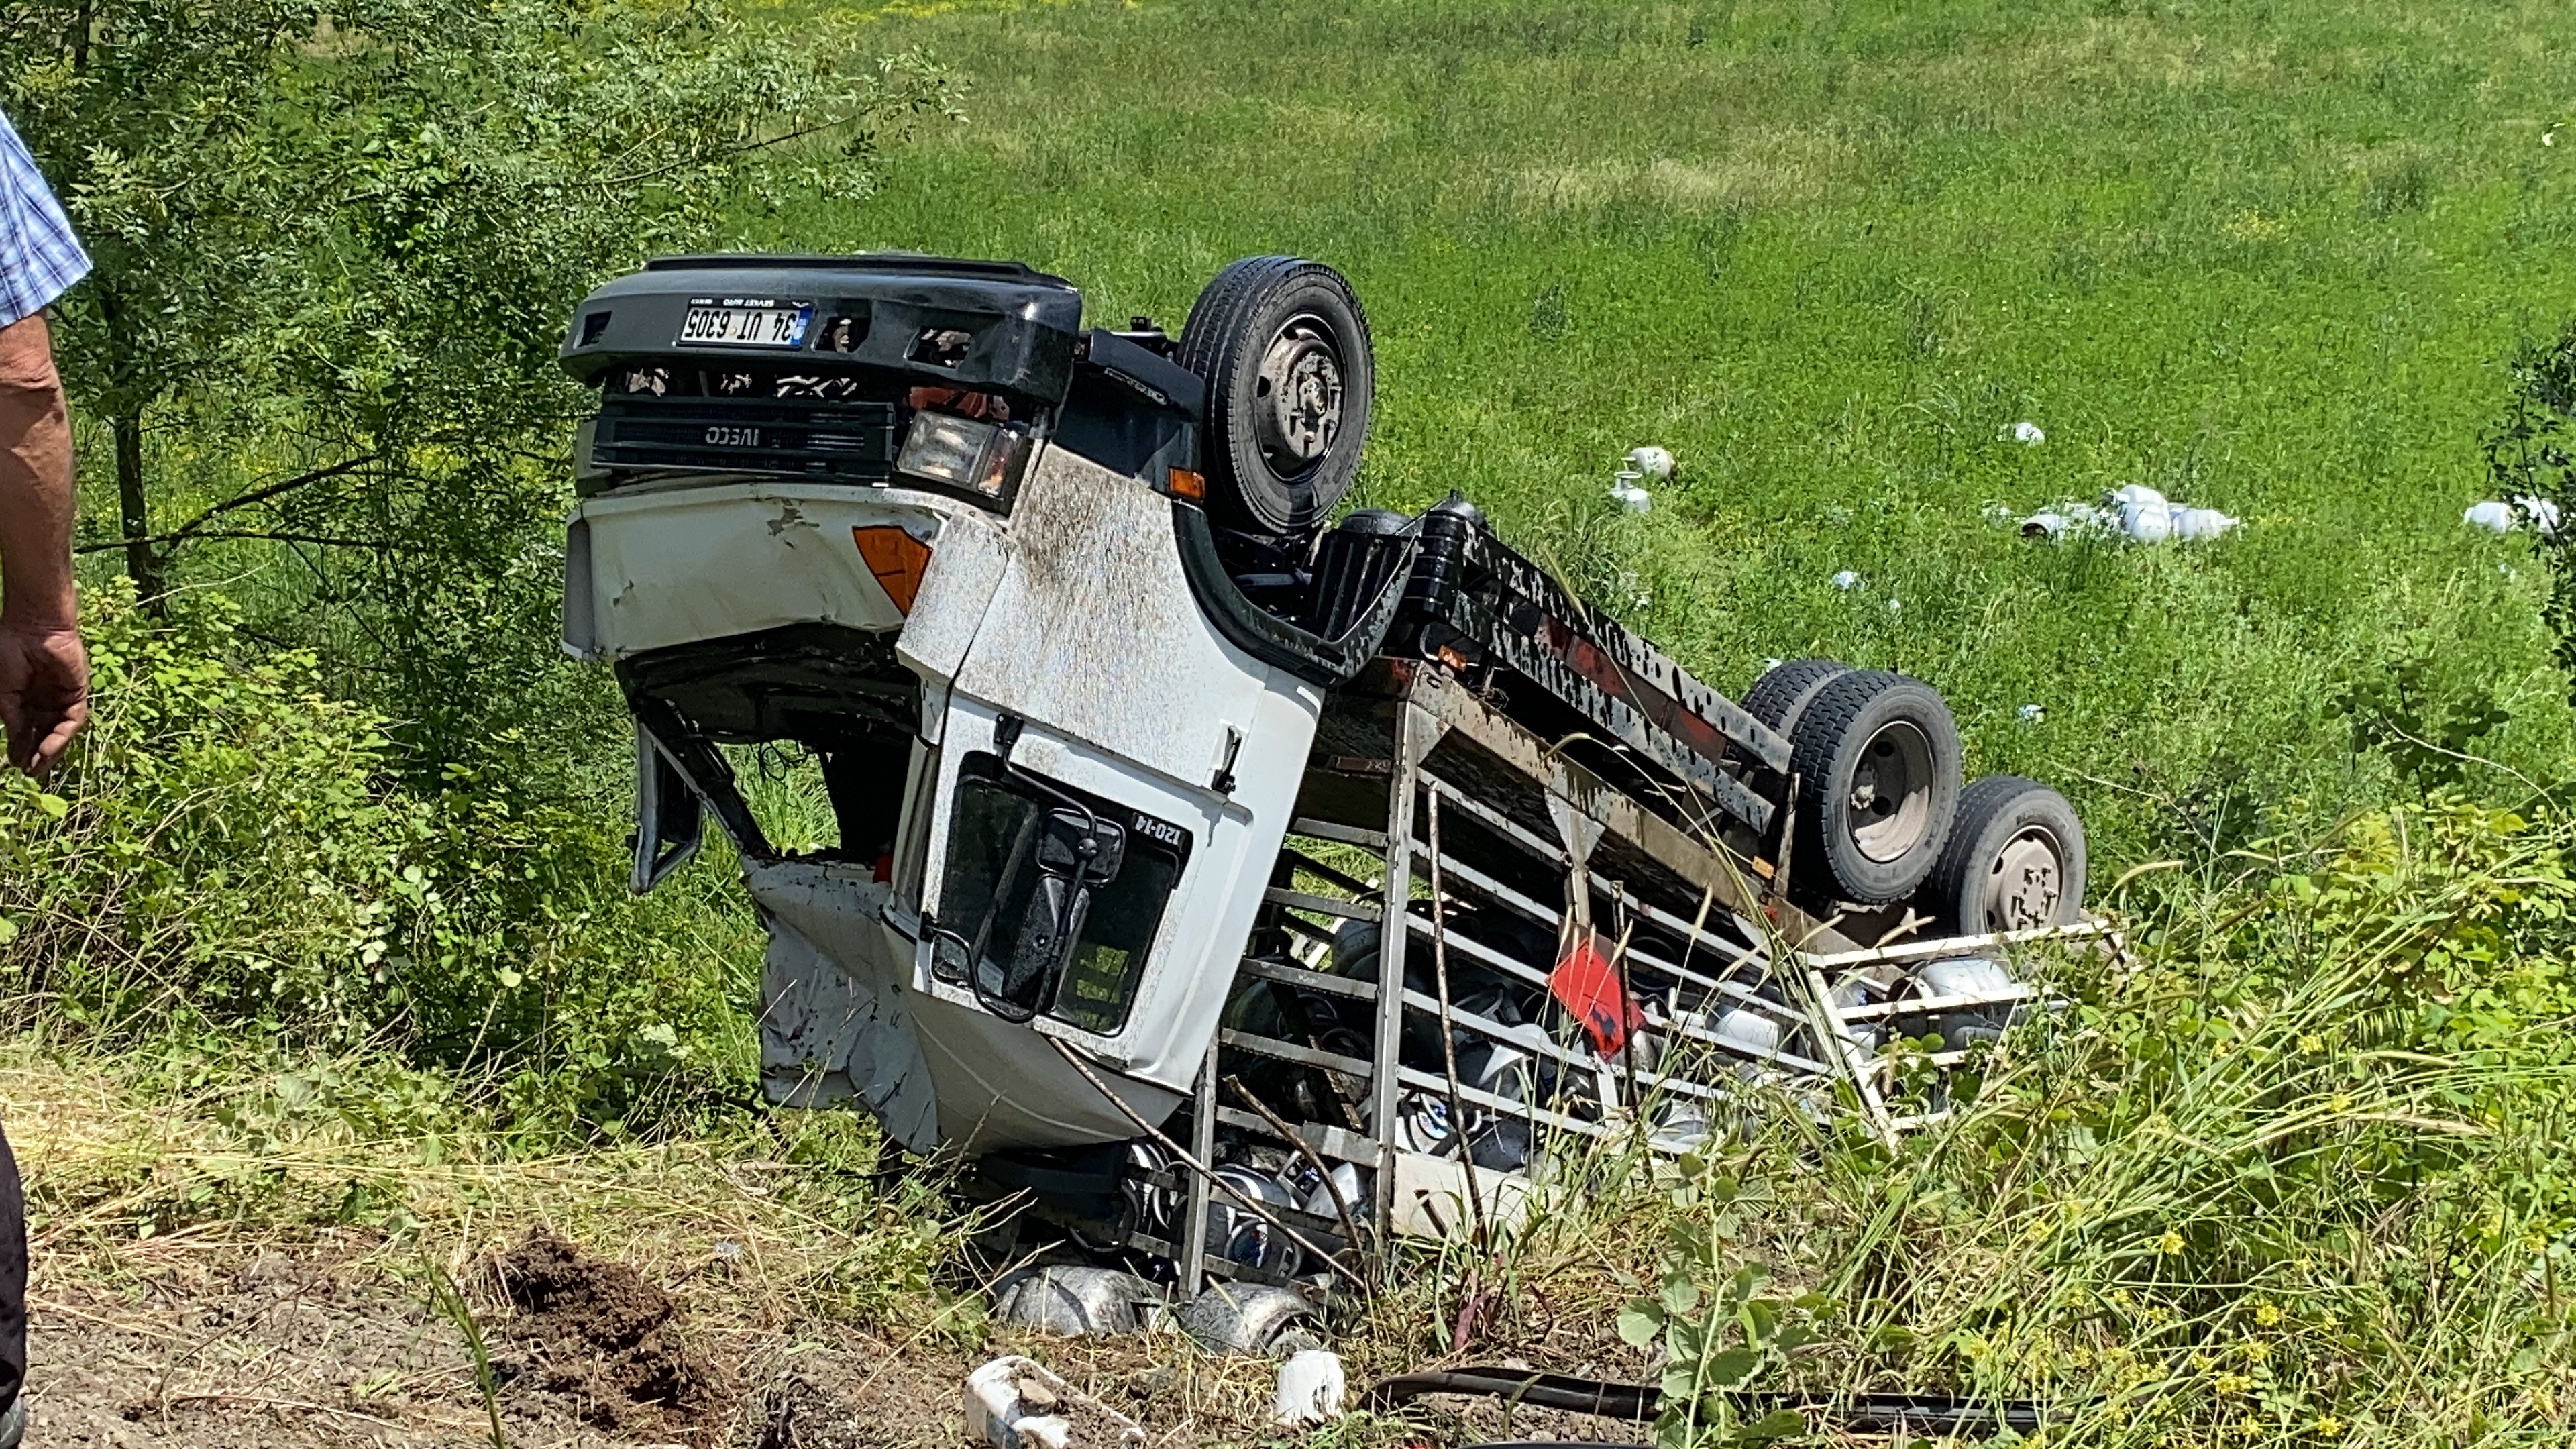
<box><xmin>573</xmin><ymin>478</ymin><xmax>962</xmax><ymax>660</ymax></box>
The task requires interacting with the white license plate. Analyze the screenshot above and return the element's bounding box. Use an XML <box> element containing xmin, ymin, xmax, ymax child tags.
<box><xmin>677</xmin><ymin>303</ymin><xmax>814</xmax><ymax>349</ymax></box>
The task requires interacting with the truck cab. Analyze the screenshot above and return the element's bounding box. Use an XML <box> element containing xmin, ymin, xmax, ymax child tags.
<box><xmin>561</xmin><ymin>255</ymin><xmax>1391</xmax><ymax>1155</ymax></box>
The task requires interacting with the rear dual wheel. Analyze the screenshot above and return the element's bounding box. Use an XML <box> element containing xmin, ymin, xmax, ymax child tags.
<box><xmin>1923</xmin><ymin>775</ymin><xmax>2086</xmax><ymax>934</ymax></box>
<box><xmin>1749</xmin><ymin>659</ymin><xmax>1964</xmax><ymax>908</ymax></box>
<box><xmin>1743</xmin><ymin>661</ymin><xmax>2088</xmax><ymax>924</ymax></box>
<box><xmin>1784</xmin><ymin>670</ymin><xmax>1963</xmax><ymax>907</ymax></box>
<box><xmin>1742</xmin><ymin>657</ymin><xmax>1851</xmax><ymax>741</ymax></box>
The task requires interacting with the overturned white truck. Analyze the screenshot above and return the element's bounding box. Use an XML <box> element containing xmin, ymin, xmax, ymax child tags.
<box><xmin>558</xmin><ymin>254</ymin><xmax>2094</xmax><ymax>1305</ymax></box>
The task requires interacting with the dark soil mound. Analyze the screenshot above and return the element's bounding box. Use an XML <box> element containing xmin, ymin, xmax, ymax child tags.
<box><xmin>494</xmin><ymin>1232</ymin><xmax>734</xmax><ymax>1434</ymax></box>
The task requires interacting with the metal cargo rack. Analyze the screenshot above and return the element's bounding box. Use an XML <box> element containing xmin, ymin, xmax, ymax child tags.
<box><xmin>1144</xmin><ymin>658</ymin><xmax>2103</xmax><ymax>1292</ymax></box>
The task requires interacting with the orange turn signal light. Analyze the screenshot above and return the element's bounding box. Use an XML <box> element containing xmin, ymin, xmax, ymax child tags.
<box><xmin>1167</xmin><ymin>467</ymin><xmax>1207</xmax><ymax>502</ymax></box>
<box><xmin>853</xmin><ymin>525</ymin><xmax>934</xmax><ymax>615</ymax></box>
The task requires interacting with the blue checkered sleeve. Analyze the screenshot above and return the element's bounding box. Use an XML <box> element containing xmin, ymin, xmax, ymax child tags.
<box><xmin>0</xmin><ymin>107</ymin><xmax>89</xmax><ymax>329</ymax></box>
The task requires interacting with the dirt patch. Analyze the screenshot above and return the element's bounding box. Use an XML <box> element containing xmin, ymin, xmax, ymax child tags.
<box><xmin>20</xmin><ymin>1236</ymin><xmax>1285</xmax><ymax>1449</ymax></box>
<box><xmin>493</xmin><ymin>1231</ymin><xmax>736</xmax><ymax>1434</ymax></box>
<box><xmin>739</xmin><ymin>1372</ymin><xmax>880</xmax><ymax>1449</ymax></box>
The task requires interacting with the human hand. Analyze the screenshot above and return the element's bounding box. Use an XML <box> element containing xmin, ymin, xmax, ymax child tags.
<box><xmin>0</xmin><ymin>621</ymin><xmax>87</xmax><ymax>775</ymax></box>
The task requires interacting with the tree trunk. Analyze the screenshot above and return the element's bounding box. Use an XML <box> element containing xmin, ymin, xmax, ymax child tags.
<box><xmin>111</xmin><ymin>407</ymin><xmax>164</xmax><ymax>610</ymax></box>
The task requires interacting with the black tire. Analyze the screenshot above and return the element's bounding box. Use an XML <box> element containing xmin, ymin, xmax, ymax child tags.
<box><xmin>1787</xmin><ymin>670</ymin><xmax>1962</xmax><ymax>906</ymax></box>
<box><xmin>1177</xmin><ymin>256</ymin><xmax>1374</xmax><ymax>539</ymax></box>
<box><xmin>1923</xmin><ymin>775</ymin><xmax>2087</xmax><ymax>934</ymax></box>
<box><xmin>1743</xmin><ymin>658</ymin><xmax>1853</xmax><ymax>740</ymax></box>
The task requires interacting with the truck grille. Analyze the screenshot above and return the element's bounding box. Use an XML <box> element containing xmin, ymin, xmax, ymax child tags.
<box><xmin>592</xmin><ymin>395</ymin><xmax>902</xmax><ymax>480</ymax></box>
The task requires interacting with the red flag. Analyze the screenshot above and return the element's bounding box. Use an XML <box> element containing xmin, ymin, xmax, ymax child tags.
<box><xmin>1548</xmin><ymin>932</ymin><xmax>1644</xmax><ymax>1056</ymax></box>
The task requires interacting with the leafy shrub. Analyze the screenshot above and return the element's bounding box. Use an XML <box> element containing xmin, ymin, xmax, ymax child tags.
<box><xmin>4</xmin><ymin>0</ymin><xmax>957</xmax><ymax>777</ymax></box>
<box><xmin>0</xmin><ymin>587</ymin><xmax>763</xmax><ymax>1138</ymax></box>
<box><xmin>2485</xmin><ymin>319</ymin><xmax>2576</xmax><ymax>685</ymax></box>
<box><xmin>2335</xmin><ymin>637</ymin><xmax>2513</xmax><ymax>792</ymax></box>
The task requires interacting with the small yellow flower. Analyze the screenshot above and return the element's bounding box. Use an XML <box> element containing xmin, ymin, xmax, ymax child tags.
<box><xmin>2253</xmin><ymin>1301</ymin><xmax>2283</xmax><ymax>1326</ymax></box>
<box><xmin>2299</xmin><ymin>1033</ymin><xmax>2323</xmax><ymax>1053</ymax></box>
<box><xmin>2159</xmin><ymin>1229</ymin><xmax>2186</xmax><ymax>1255</ymax></box>
<box><xmin>2316</xmin><ymin>1415</ymin><xmax>2346</xmax><ymax>1438</ymax></box>
<box><xmin>2330</xmin><ymin>1093</ymin><xmax>2353</xmax><ymax>1113</ymax></box>
<box><xmin>2241</xmin><ymin>1339</ymin><xmax>2271</xmax><ymax>1364</ymax></box>
<box><xmin>2190</xmin><ymin>1353</ymin><xmax>2218</xmax><ymax>1373</ymax></box>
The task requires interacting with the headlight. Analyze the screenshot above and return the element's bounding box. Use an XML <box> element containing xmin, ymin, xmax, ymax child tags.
<box><xmin>897</xmin><ymin>411</ymin><xmax>1005</xmax><ymax>494</ymax></box>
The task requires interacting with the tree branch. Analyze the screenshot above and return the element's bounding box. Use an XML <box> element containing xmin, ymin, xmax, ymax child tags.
<box><xmin>164</xmin><ymin>455</ymin><xmax>380</xmax><ymax>542</ymax></box>
<box><xmin>76</xmin><ymin>531</ymin><xmax>386</xmax><ymax>554</ymax></box>
<box><xmin>588</xmin><ymin>119</ymin><xmax>854</xmax><ymax>191</ymax></box>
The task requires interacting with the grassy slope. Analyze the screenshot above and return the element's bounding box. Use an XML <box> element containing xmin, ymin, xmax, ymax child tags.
<box><xmin>766</xmin><ymin>0</ymin><xmax>2576</xmax><ymax>863</ymax></box>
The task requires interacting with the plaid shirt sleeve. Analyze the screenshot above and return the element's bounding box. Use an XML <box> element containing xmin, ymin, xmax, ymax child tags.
<box><xmin>0</xmin><ymin>107</ymin><xmax>89</xmax><ymax>329</ymax></box>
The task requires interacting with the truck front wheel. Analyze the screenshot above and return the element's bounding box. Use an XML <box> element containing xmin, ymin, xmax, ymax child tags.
<box><xmin>1179</xmin><ymin>256</ymin><xmax>1374</xmax><ymax>543</ymax></box>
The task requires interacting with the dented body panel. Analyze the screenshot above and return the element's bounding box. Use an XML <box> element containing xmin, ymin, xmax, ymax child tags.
<box><xmin>568</xmin><ymin>479</ymin><xmax>950</xmax><ymax>661</ymax></box>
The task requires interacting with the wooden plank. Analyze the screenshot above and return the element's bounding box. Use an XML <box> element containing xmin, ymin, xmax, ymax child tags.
<box><xmin>1281</xmin><ymin>847</ymin><xmax>1379</xmax><ymax>900</ymax></box>
<box><xmin>1406</xmin><ymin>667</ymin><xmax>1859</xmax><ymax>951</ymax></box>
<box><xmin>1801</xmin><ymin>919</ymin><xmax>2108</xmax><ymax>969</ymax></box>
<box><xmin>1273</xmin><ymin>912</ymin><xmax>1343</xmax><ymax>953</ymax></box>
<box><xmin>1400</xmin><ymin>850</ymin><xmax>1792</xmax><ymax>1022</ymax></box>
<box><xmin>1424</xmin><ymin>775</ymin><xmax>1773</xmax><ymax>976</ymax></box>
<box><xmin>1835</xmin><ymin>985</ymin><xmax>2039</xmax><ymax>1022</ymax></box>
<box><xmin>1370</xmin><ymin>702</ymin><xmax>1432</xmax><ymax>1240</ymax></box>
<box><xmin>1212</xmin><ymin>1106</ymin><xmax>1377</xmax><ymax>1165</ymax></box>
<box><xmin>1183</xmin><ymin>1042</ymin><xmax>1217</xmax><ymax>1296</ymax></box>
<box><xmin>1386</xmin><ymin>911</ymin><xmax>1822</xmax><ymax>1071</ymax></box>
<box><xmin>1389</xmin><ymin>986</ymin><xmax>1746</xmax><ymax>1104</ymax></box>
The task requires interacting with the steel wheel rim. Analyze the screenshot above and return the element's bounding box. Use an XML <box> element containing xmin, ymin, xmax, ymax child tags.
<box><xmin>1846</xmin><ymin>719</ymin><xmax>1935</xmax><ymax>863</ymax></box>
<box><xmin>1253</xmin><ymin>313</ymin><xmax>1343</xmax><ymax>474</ymax></box>
<box><xmin>1982</xmin><ymin>824</ymin><xmax>2065</xmax><ymax>930</ymax></box>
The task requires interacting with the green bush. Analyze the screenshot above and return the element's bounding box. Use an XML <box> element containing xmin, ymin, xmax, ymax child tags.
<box><xmin>0</xmin><ymin>587</ymin><xmax>763</xmax><ymax>1139</ymax></box>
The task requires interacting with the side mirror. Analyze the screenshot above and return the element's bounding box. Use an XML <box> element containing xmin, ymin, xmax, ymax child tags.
<box><xmin>631</xmin><ymin>724</ymin><xmax>704</xmax><ymax>894</ymax></box>
<box><xmin>977</xmin><ymin>809</ymin><xmax>1125</xmax><ymax>1016</ymax></box>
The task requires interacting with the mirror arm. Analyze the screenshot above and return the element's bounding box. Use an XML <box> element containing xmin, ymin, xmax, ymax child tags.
<box><xmin>990</xmin><ymin>712</ymin><xmax>1110</xmax><ymax>875</ymax></box>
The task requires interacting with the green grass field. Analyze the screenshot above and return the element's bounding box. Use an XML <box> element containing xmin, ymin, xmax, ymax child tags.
<box><xmin>761</xmin><ymin>0</ymin><xmax>2576</xmax><ymax>863</ymax></box>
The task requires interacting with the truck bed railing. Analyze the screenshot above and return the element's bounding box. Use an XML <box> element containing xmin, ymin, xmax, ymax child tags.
<box><xmin>1123</xmin><ymin>659</ymin><xmax>2100</xmax><ymax>1292</ymax></box>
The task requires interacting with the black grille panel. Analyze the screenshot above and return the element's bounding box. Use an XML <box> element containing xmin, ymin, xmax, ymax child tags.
<box><xmin>593</xmin><ymin>396</ymin><xmax>900</xmax><ymax>480</ymax></box>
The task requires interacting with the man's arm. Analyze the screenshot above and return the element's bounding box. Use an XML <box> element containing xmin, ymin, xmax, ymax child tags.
<box><xmin>0</xmin><ymin>311</ymin><xmax>86</xmax><ymax>775</ymax></box>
